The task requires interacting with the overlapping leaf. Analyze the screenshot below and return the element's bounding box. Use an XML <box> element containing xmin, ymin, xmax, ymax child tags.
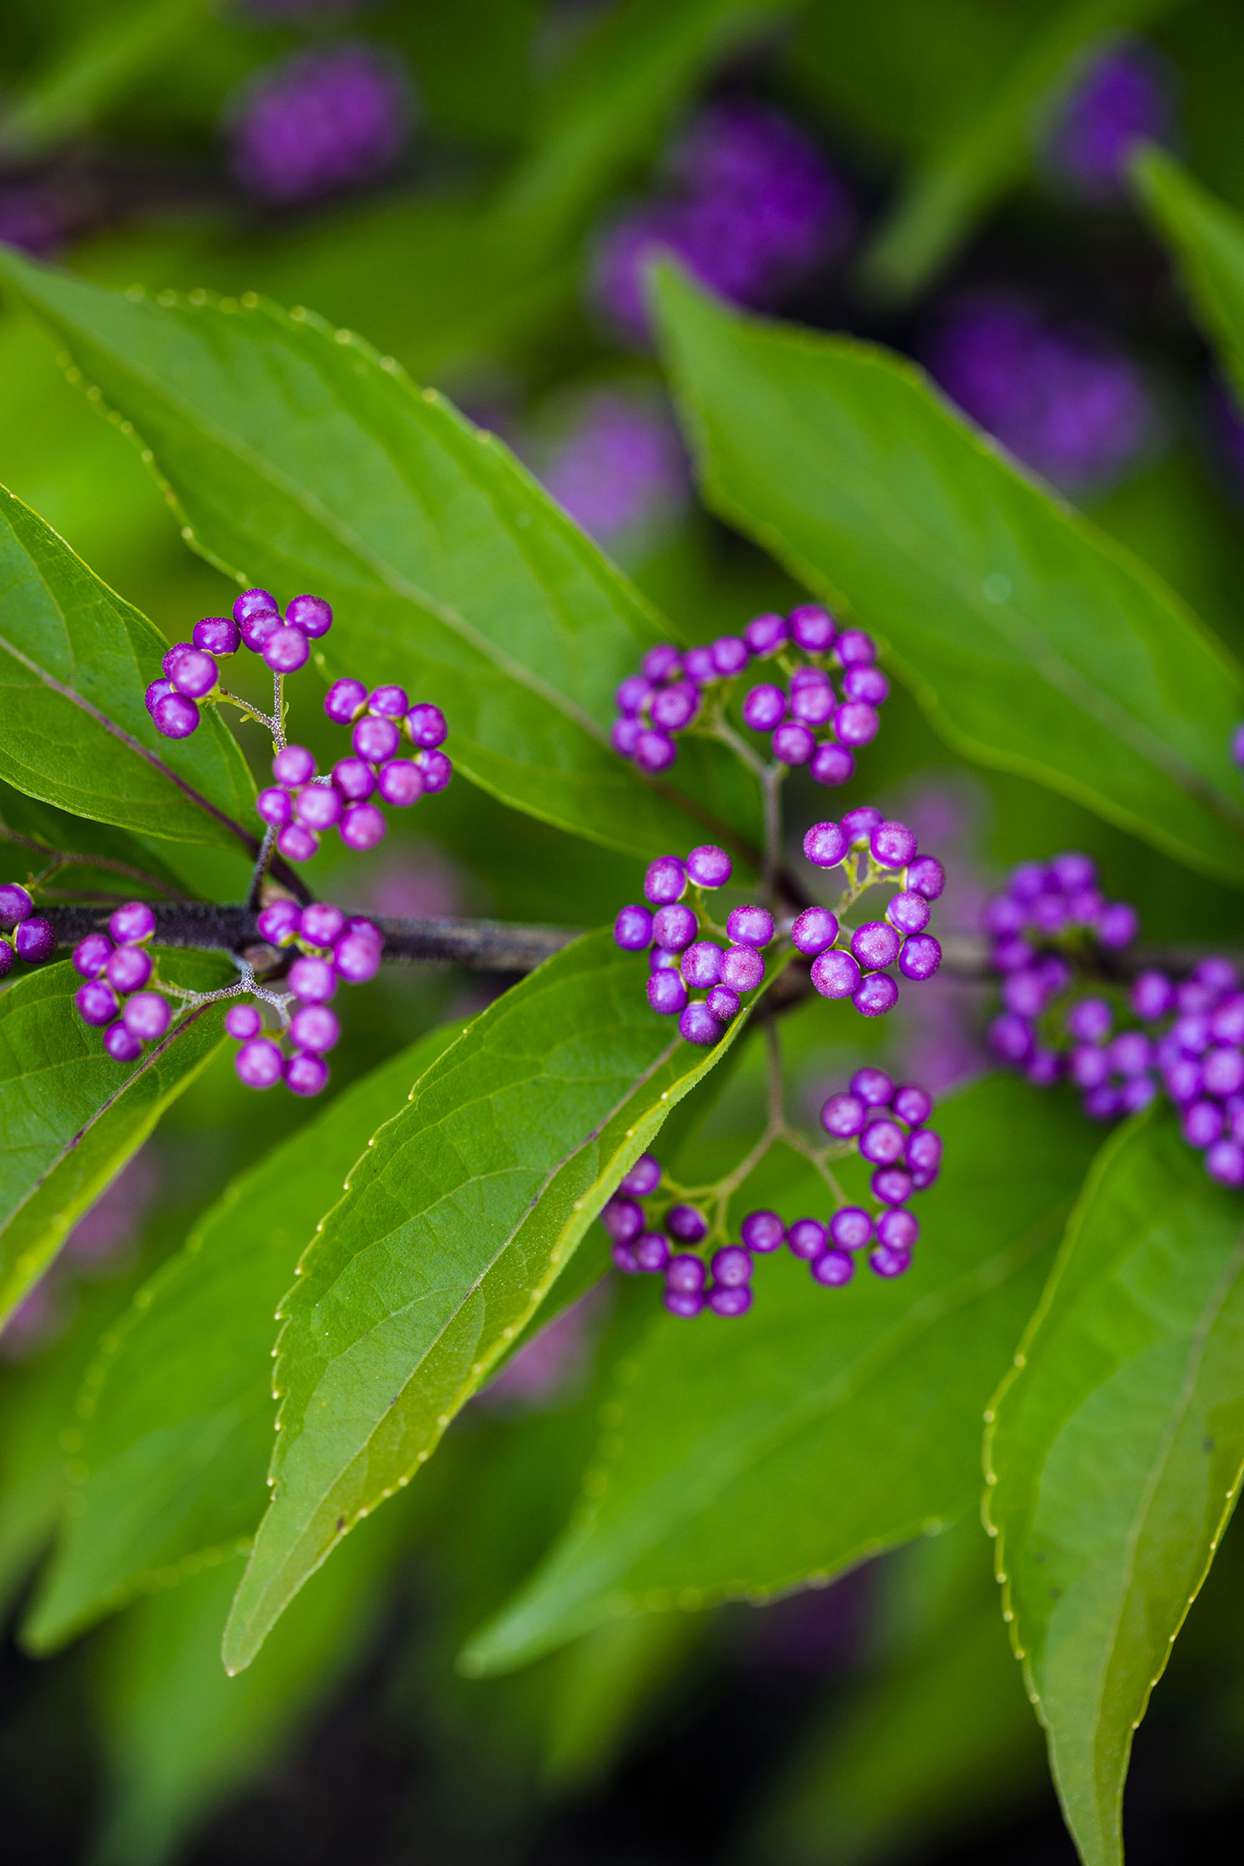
<box><xmin>984</xmin><ymin>1112</ymin><xmax>1244</xmax><ymax>1866</ymax></box>
<box><xmin>223</xmin><ymin>930</ymin><xmax>779</xmax><ymax>1672</ymax></box>
<box><xmin>464</xmin><ymin>1077</ymin><xmax>1098</xmax><ymax>1674</ymax></box>
<box><xmin>0</xmin><ymin>961</ymin><xmax>225</xmax><ymax>1326</ymax></box>
<box><xmin>1137</xmin><ymin>152</ymin><xmax>1244</xmax><ymax>407</ymax></box>
<box><xmin>653</xmin><ymin>267</ymin><xmax>1244</xmax><ymax>885</ymax></box>
<box><xmin>0</xmin><ymin>249</ymin><xmax>751</xmax><ymax>860</ymax></box>
<box><xmin>23</xmin><ymin>1018</ymin><xmax>468</xmax><ymax>1652</ymax></box>
<box><xmin>0</xmin><ymin>487</ymin><xmax>255</xmax><ymax>847</ymax></box>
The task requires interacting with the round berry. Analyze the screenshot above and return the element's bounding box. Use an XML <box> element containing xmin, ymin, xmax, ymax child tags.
<box><xmin>1132</xmin><ymin>970</ymin><xmax>1175</xmax><ymax>1021</ymax></box>
<box><xmin>906</xmin><ymin>856</ymin><xmax>946</xmax><ymax>900</ymax></box>
<box><xmin>706</xmin><ymin>984</ymin><xmax>741</xmax><ymax>1022</ymax></box>
<box><xmin>153</xmin><ymin>692</ymin><xmax>200</xmax><ymax>738</ymax></box>
<box><xmin>271</xmin><ymin>745</ymin><xmax>314</xmax><ymax>788</ymax></box>
<box><xmin>651</xmin><ymin>683</ymin><xmax>699</xmax><ymax>731</ymax></box>
<box><xmin>870</xmin><ymin>821</ymin><xmax>917</xmax><ymax>869</ymax></box>
<box><xmin>377</xmin><ymin>760</ymin><xmax>424</xmax><ymax>807</ymax></box>
<box><xmin>602</xmin><ymin>1197</ymin><xmax>643</xmax><ymax>1243</ymax></box>
<box><xmin>0</xmin><ymin>882</ymin><xmax>33</xmax><ymax>927</ymax></box>
<box><xmin>634</xmin><ymin>729</ymin><xmax>676</xmax><ymax>772</ymax></box>
<box><xmin>634</xmin><ymin>1232</ymin><xmax>670</xmax><ymax>1273</ymax></box>
<box><xmin>332</xmin><ymin>757</ymin><xmax>377</xmax><ymax>802</ymax></box>
<box><xmin>296</xmin><ymin>784</ymin><xmax>344</xmax><ymax>832</ymax></box>
<box><xmin>286</xmin><ymin>594</ymin><xmax>333</xmax><ymax>638</ymax></box>
<box><xmin>647</xmin><ymin>969</ymin><xmax>688</xmax><ymax>1016</ymax></box>
<box><xmin>352</xmin><ymin>716</ymin><xmax>398</xmax><ymax>765</ymax></box>
<box><xmin>810</xmin><ymin>948</ymin><xmax>862</xmax><ymax>999</ymax></box>
<box><xmin>235</xmin><ymin>1037</ymin><xmax>284</xmax><ymax>1089</ymax></box>
<box><xmin>745</xmin><ymin>612</ymin><xmax>788</xmax><ymax>654</ymax></box>
<box><xmin>679</xmin><ymin>1001</ymin><xmax>723</xmax><ymax>1045</ymax></box>
<box><xmin>110</xmin><ymin>901</ymin><xmax>157</xmax><ymax>945</ymax></box>
<box><xmin>837</xmin><ymin>629</ymin><xmax>876</xmax><ymax>666</ymax></box>
<box><xmin>821</xmin><ymin>1091</ymin><xmax>867</xmax><ymax>1139</ymax></box>
<box><xmin>340</xmin><ymin>803</ymin><xmax>387</xmax><ymax>851</ymax></box>
<box><xmin>809</xmin><ymin>742</ymin><xmax>854</xmax><ymax>787</ymax></box>
<box><xmin>877</xmin><ymin>1209</ymin><xmax>918</xmax><ymax>1252</ymax></box>
<box><xmin>122</xmin><ymin>991</ymin><xmax>171</xmax><ymax>1042</ymax></box>
<box><xmin>301</xmin><ymin>903</ymin><xmax>346</xmax><ymax>948</ymax></box>
<box><xmin>681</xmin><ymin>941</ymin><xmax>723</xmax><ymax>989</ymax></box>
<box><xmin>686</xmin><ymin>844</ymin><xmax>733</xmax><ymax>888</ymax></box>
<box><xmin>869</xmin><ymin>1244</ymin><xmax>912</xmax><ymax>1279</ymax></box>
<box><xmin>727</xmin><ymin>904</ymin><xmax>774</xmax><ymax>950</ymax></box>
<box><xmin>367</xmin><ymin>684</ymin><xmax>409</xmax><ymax>719</ymax></box>
<box><xmin>614</xmin><ymin>905</ymin><xmax>653</xmax><ymax>952</ymax></box>
<box><xmin>898</xmin><ymin>934</ymin><xmax>942</xmax><ymax>981</ymax></box>
<box><xmin>169</xmin><ymin>648</ymin><xmax>218</xmax><ymax>700</ymax></box>
<box><xmin>104</xmin><ymin>1023</ymin><xmax>143</xmax><ymax>1064</ymax></box>
<box><xmin>613</xmin><ymin>1242</ymin><xmax>639</xmax><ymax>1273</ymax></box>
<box><xmin>887</xmin><ymin>891</ymin><xmax>931</xmax><ymax>936</ymax></box>
<box><xmin>239</xmin><ymin>609</ymin><xmax>281</xmax><ymax>653</ymax></box>
<box><xmin>106</xmin><ymin>945</ymin><xmax>152</xmax><ymax>994</ymax></box>
<box><xmin>667</xmin><ymin>1254</ymin><xmax>707</xmax><ymax>1295</ymax></box>
<box><xmin>711</xmin><ymin>635</ymin><xmax>750</xmax><ymax>676</ymax></box>
<box><xmin>286</xmin><ymin>1050</ymin><xmax>329</xmax><ymax>1097</ymax></box>
<box><xmin>224</xmin><ymin>1002</ymin><xmax>263</xmax><ymax>1041</ymax></box>
<box><xmin>257</xmin><ymin>787</ymin><xmax>294</xmax><ymax>828</ymax></box>
<box><xmin>643</xmin><ymin>644</ymin><xmax>682</xmax><ymax>682</ymax></box>
<box><xmin>892</xmin><ymin>1084</ymin><xmax>932</xmax><ymax>1127</ymax></box>
<box><xmin>256</xmin><ymin>900</ymin><xmax>301</xmax><ymax>946</ymax></box>
<box><xmin>278</xmin><ymin>823</ymin><xmax>319</xmax><ymax>862</ymax></box>
<box><xmin>843</xmin><ymin>665</ymin><xmax>889</xmax><ymax>705</ymax></box>
<box><xmin>791</xmin><ymin>906</ymin><xmax>839</xmax><ymax>956</ymax></box>
<box><xmin>708</xmin><ymin>1284</ymin><xmax>753</xmax><ymax>1316</ymax></box>
<box><xmin>616</xmin><ymin>675</ymin><xmax>650</xmax><ymax>717</ymax></box>
<box><xmin>851</xmin><ymin>921</ymin><xmax>900</xmax><ymax>971</ymax></box>
<box><xmin>741</xmin><ymin>1210</ymin><xmax>784</xmax><ymax>1253</ymax></box>
<box><xmin>1097</xmin><ymin>903</ymin><xmax>1138</xmax><ymax>950</ymax></box>
<box><xmin>620</xmin><ymin>1154</ymin><xmax>662</xmax><ymax>1197</ymax></box>
<box><xmin>907</xmin><ymin>1130</ymin><xmax>943</xmax><ymax>1174</ymax></box>
<box><xmin>789</xmin><ymin>680</ymin><xmax>835</xmax><ymax>728</ymax></box>
<box><xmin>859</xmin><ymin>1119</ymin><xmax>906</xmax><ymax>1167</ymax></box>
<box><xmin>711</xmin><ymin>1245</ymin><xmax>753</xmax><ymax>1287</ymax></box>
<box><xmin>787</xmin><ymin>1218</ymin><xmax>828</xmax><ymax>1261</ymax></box>
<box><xmin>664</xmin><ymin>1289</ymin><xmax>705</xmax><ymax>1318</ymax></box>
<box><xmin>652</xmin><ymin>904</ymin><xmax>698</xmax><ymax>953</ymax></box>
<box><xmin>288</xmin><ymin>955</ymin><xmax>337</xmax><ymax>1003</ymax></box>
<box><xmin>812</xmin><ymin>1250</ymin><xmax>854</xmax><ymax>1287</ymax></box>
<box><xmin>72</xmin><ymin>932</ymin><xmax>113</xmax><ymax>979</ymax></box>
<box><xmin>683</xmin><ymin>647</ymin><xmax>715</xmax><ymax>684</ymax></box>
<box><xmin>234</xmin><ymin>588</ymin><xmax>278</xmax><ymax>625</ymax></box>
<box><xmin>76</xmin><ymin>981</ymin><xmax>119</xmax><ymax>1027</ymax></box>
<box><xmin>720</xmin><ymin>945</ymin><xmax>765</xmax><ymax>992</ymax></box>
<box><xmin>853</xmin><ymin>973</ymin><xmax>900</xmax><ymax>1017</ymax></box>
<box><xmin>161</xmin><ymin>641</ymin><xmax>195</xmax><ymax>678</ymax></box>
<box><xmin>416</xmin><ymin>749</ymin><xmax>453</xmax><ymax>793</ymax></box>
<box><xmin>644</xmin><ymin>856</ymin><xmax>686</xmax><ymax>905</ymax></box>
<box><xmin>829</xmin><ymin>1207</ymin><xmax>873</xmax><ymax>1251</ymax></box>
<box><xmin>145</xmin><ymin>678</ymin><xmax>174</xmax><ymax>716</ymax></box>
<box><xmin>772</xmin><ymin>720</ymin><xmax>815</xmax><ymax>765</ymax></box>
<box><xmin>803</xmin><ymin>821</ymin><xmax>847</xmax><ymax>868</ymax></box>
<box><xmin>194</xmin><ymin>615</ymin><xmax>240</xmax><ymax>656</ymax></box>
<box><xmin>835</xmin><ymin>701</ymin><xmax>880</xmax><ymax>747</ymax></box>
<box><xmin>325</xmin><ymin>677</ymin><xmax>368</xmax><ymax>723</ymax></box>
<box><xmin>1207</xmin><ymin>1140</ymin><xmax>1244</xmax><ymax>1187</ymax></box>
<box><xmin>667</xmin><ymin>1204</ymin><xmax>708</xmax><ymax>1243</ymax></box>
<box><xmin>789</xmin><ymin>603</ymin><xmax>836</xmax><ymax>651</ymax></box>
<box><xmin>742</xmin><ymin>684</ymin><xmax>787</xmax><ymax>731</ymax></box>
<box><xmin>334</xmin><ymin>930</ymin><xmax>383</xmax><ymax>983</ymax></box>
<box><xmin>852</xmin><ymin>1067</ymin><xmax>894</xmax><ymax>1106</ymax></box>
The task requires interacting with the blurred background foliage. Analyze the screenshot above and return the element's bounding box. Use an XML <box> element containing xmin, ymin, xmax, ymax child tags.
<box><xmin>4</xmin><ymin>2</ymin><xmax>1244</xmax><ymax>1861</ymax></box>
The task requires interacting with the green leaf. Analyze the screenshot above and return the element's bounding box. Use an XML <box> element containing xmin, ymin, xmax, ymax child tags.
<box><xmin>654</xmin><ymin>268</ymin><xmax>1244</xmax><ymax>886</ymax></box>
<box><xmin>23</xmin><ymin>1018</ymin><xmax>469</xmax><ymax>1653</ymax></box>
<box><xmin>0</xmin><ymin>486</ymin><xmax>256</xmax><ymax>847</ymax></box>
<box><xmin>983</xmin><ymin>1110</ymin><xmax>1244</xmax><ymax>1866</ymax></box>
<box><xmin>93</xmin><ymin>1509</ymin><xmax>415</xmax><ymax>1866</ymax></box>
<box><xmin>0</xmin><ymin>961</ymin><xmax>224</xmax><ymax>1327</ymax></box>
<box><xmin>1136</xmin><ymin>151</ymin><xmax>1244</xmax><ymax>410</ymax></box>
<box><xmin>858</xmin><ymin>0</ymin><xmax>1176</xmax><ymax>300</ymax></box>
<box><xmin>463</xmin><ymin>1076</ymin><xmax>1099</xmax><ymax>1675</ymax></box>
<box><xmin>0</xmin><ymin>250</ymin><xmax>741</xmax><ymax>862</ymax></box>
<box><xmin>223</xmin><ymin>929</ymin><xmax>779</xmax><ymax>1673</ymax></box>
<box><xmin>0</xmin><ymin>0</ymin><xmax>207</xmax><ymax>155</ymax></box>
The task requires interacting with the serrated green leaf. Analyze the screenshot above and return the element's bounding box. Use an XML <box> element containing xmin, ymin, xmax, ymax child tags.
<box><xmin>0</xmin><ymin>250</ymin><xmax>747</xmax><ymax>862</ymax></box>
<box><xmin>463</xmin><ymin>1076</ymin><xmax>1098</xmax><ymax>1674</ymax></box>
<box><xmin>983</xmin><ymin>1110</ymin><xmax>1244</xmax><ymax>1866</ymax></box>
<box><xmin>223</xmin><ymin>929</ymin><xmax>781</xmax><ymax>1673</ymax></box>
<box><xmin>653</xmin><ymin>269</ymin><xmax>1244</xmax><ymax>886</ymax></box>
<box><xmin>1136</xmin><ymin>151</ymin><xmax>1244</xmax><ymax>408</ymax></box>
<box><xmin>23</xmin><ymin>1018</ymin><xmax>469</xmax><ymax>1653</ymax></box>
<box><xmin>0</xmin><ymin>961</ymin><xmax>224</xmax><ymax>1326</ymax></box>
<box><xmin>0</xmin><ymin>486</ymin><xmax>256</xmax><ymax>847</ymax></box>
<box><xmin>858</xmin><ymin>0</ymin><xmax>1176</xmax><ymax>300</ymax></box>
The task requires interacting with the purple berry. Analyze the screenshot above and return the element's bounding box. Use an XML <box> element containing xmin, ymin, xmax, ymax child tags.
<box><xmin>224</xmin><ymin>1003</ymin><xmax>263</xmax><ymax>1041</ymax></box>
<box><xmin>377</xmin><ymin>759</ymin><xmax>424</xmax><ymax>807</ymax></box>
<box><xmin>811</xmin><ymin>1249</ymin><xmax>854</xmax><ymax>1287</ymax></box>
<box><xmin>332</xmin><ymin>757</ymin><xmax>377</xmax><ymax>802</ymax></box>
<box><xmin>681</xmin><ymin>941</ymin><xmax>723</xmax><ymax>989</ymax></box>
<box><xmin>239</xmin><ymin>609</ymin><xmax>281</xmax><ymax>653</ymax></box>
<box><xmin>634</xmin><ymin>729</ymin><xmax>676</xmax><ymax>773</ymax></box>
<box><xmin>667</xmin><ymin>1254</ymin><xmax>707</xmax><ymax>1294</ymax></box>
<box><xmin>235</xmin><ymin>1036</ymin><xmax>284</xmax><ymax>1089</ymax></box>
<box><xmin>834</xmin><ymin>702</ymin><xmax>880</xmax><ymax>747</ymax></box>
<box><xmin>353</xmin><ymin>716</ymin><xmax>400</xmax><ymax>765</ymax></box>
<box><xmin>869</xmin><ymin>1244</ymin><xmax>912</xmax><ymax>1279</ymax></box>
<box><xmin>892</xmin><ymin>1084</ymin><xmax>932</xmax><ymax>1127</ymax></box>
<box><xmin>1207</xmin><ymin>1140</ymin><xmax>1244</xmax><ymax>1187</ymax></box>
<box><xmin>104</xmin><ymin>1024</ymin><xmax>143</xmax><ymax>1064</ymax></box>
<box><xmin>278</xmin><ymin>823</ymin><xmax>319</xmax><ymax>862</ymax></box>
<box><xmin>726</xmin><ymin>904</ymin><xmax>774</xmax><ymax>949</ymax></box>
<box><xmin>679</xmin><ymin>1001</ymin><xmax>723</xmax><ymax>1045</ymax></box>
<box><xmin>789</xmin><ymin>603</ymin><xmax>836</xmax><ymax>651</ymax></box>
<box><xmin>787</xmin><ymin>1217</ymin><xmax>828</xmax><ymax>1261</ymax></box>
<box><xmin>906</xmin><ymin>856</ymin><xmax>946</xmax><ymax>900</ymax></box>
<box><xmin>870</xmin><ymin>820</ymin><xmax>917</xmax><ymax>868</ymax></box>
<box><xmin>719</xmin><ymin>947</ymin><xmax>768</xmax><ymax>992</ymax></box>
<box><xmin>325</xmin><ymin>677</ymin><xmax>368</xmax><ymax>723</ymax></box>
<box><xmin>72</xmin><ymin>932</ymin><xmax>113</xmax><ymax>979</ymax></box>
<box><xmin>789</xmin><ymin>680</ymin><xmax>835</xmax><ymax>728</ymax></box>
<box><xmin>613</xmin><ymin>1242</ymin><xmax>639</xmax><ymax>1273</ymax></box>
<box><xmin>145</xmin><ymin>678</ymin><xmax>174</xmax><ymax>716</ymax></box>
<box><xmin>106</xmin><ymin>945</ymin><xmax>152</xmax><ymax>994</ymax></box>
<box><xmin>614</xmin><ymin>905</ymin><xmax>654</xmax><ymax>952</ymax></box>
<box><xmin>810</xmin><ymin>948</ymin><xmax>862</xmax><ymax>1000</ymax></box>
<box><xmin>296</xmin><ymin>784</ymin><xmax>344</xmax><ymax>832</ymax></box>
<box><xmin>602</xmin><ymin>1197</ymin><xmax>643</xmax><ymax>1242</ymax></box>
<box><xmin>711</xmin><ymin>1245</ymin><xmax>753</xmax><ymax>1287</ymax></box>
<box><xmin>616</xmin><ymin>675</ymin><xmax>650</xmax><ymax>717</ymax></box>
<box><xmin>708</xmin><ymin>1285</ymin><xmax>753</xmax><ymax>1317</ymax></box>
<box><xmin>686</xmin><ymin>843</ymin><xmax>733</xmax><ymax>888</ymax></box>
<box><xmin>153</xmin><ymin>692</ymin><xmax>200</xmax><ymax>738</ymax></box>
<box><xmin>741</xmin><ymin>1210</ymin><xmax>784</xmax><ymax>1252</ymax></box>
<box><xmin>300</xmin><ymin>903</ymin><xmax>346</xmax><ymax>948</ymax></box>
<box><xmin>877</xmin><ymin>1209</ymin><xmax>918</xmax><ymax>1251</ymax></box>
<box><xmin>286</xmin><ymin>1050</ymin><xmax>329</xmax><ymax>1097</ymax></box>
<box><xmin>644</xmin><ymin>857</ymin><xmax>686</xmax><ymax>905</ymax></box>
<box><xmin>334</xmin><ymin>930</ymin><xmax>383</xmax><ymax>983</ymax></box>
<box><xmin>620</xmin><ymin>1153</ymin><xmax>662</xmax><ymax>1197</ymax></box>
<box><xmin>634</xmin><ymin>1233</ymin><xmax>670</xmax><ymax>1273</ymax></box>
<box><xmin>742</xmin><ymin>684</ymin><xmax>787</xmax><ymax>731</ymax></box>
<box><xmin>791</xmin><ymin>906</ymin><xmax>839</xmax><ymax>956</ymax></box>
<box><xmin>851</xmin><ymin>1067</ymin><xmax>894</xmax><ymax>1106</ymax></box>
<box><xmin>851</xmin><ymin>921</ymin><xmax>901</xmax><ymax>971</ymax></box>
<box><xmin>122</xmin><ymin>991</ymin><xmax>171</xmax><ymax>1043</ymax></box>
<box><xmin>234</xmin><ymin>588</ymin><xmax>278</xmax><ymax>625</ymax></box>
<box><xmin>887</xmin><ymin>891</ymin><xmax>931</xmax><ymax>937</ymax></box>
<box><xmin>0</xmin><ymin>882</ymin><xmax>33</xmax><ymax>927</ymax></box>
<box><xmin>651</xmin><ymin>683</ymin><xmax>699</xmax><ymax>730</ymax></box>
<box><xmin>906</xmin><ymin>1130</ymin><xmax>943</xmax><ymax>1174</ymax></box>
<box><xmin>706</xmin><ymin>984</ymin><xmax>741</xmax><ymax>1022</ymax></box>
<box><xmin>667</xmin><ymin>1204</ymin><xmax>708</xmax><ymax>1243</ymax></box>
<box><xmin>109</xmin><ymin>902</ymin><xmax>156</xmax><ymax>945</ymax></box>
<box><xmin>273</xmin><ymin>744</ymin><xmax>316</xmax><ymax>787</ymax></box>
<box><xmin>711</xmin><ymin>635</ymin><xmax>750</xmax><ymax>676</ymax></box>
<box><xmin>256</xmin><ymin>901</ymin><xmax>301</xmax><ymax>946</ymax></box>
<box><xmin>853</xmin><ymin>973</ymin><xmax>900</xmax><ymax>1017</ymax></box>
<box><xmin>772</xmin><ymin>720</ymin><xmax>815</xmax><ymax>765</ymax></box>
<box><xmin>286</xmin><ymin>594</ymin><xmax>333</xmax><ymax>638</ymax></box>
<box><xmin>257</xmin><ymin>787</ymin><xmax>294</xmax><ymax>828</ymax></box>
<box><xmin>829</xmin><ymin>1207</ymin><xmax>873</xmax><ymax>1251</ymax></box>
<box><xmin>821</xmin><ymin>1091</ymin><xmax>867</xmax><ymax>1139</ymax></box>
<box><xmin>288</xmin><ymin>955</ymin><xmax>337</xmax><ymax>1003</ymax></box>
<box><xmin>859</xmin><ymin>1119</ymin><xmax>906</xmax><ymax>1166</ymax></box>
<box><xmin>652</xmin><ymin>904</ymin><xmax>698</xmax><ymax>952</ymax></box>
<box><xmin>1097</xmin><ymin>902</ymin><xmax>1138</xmax><ymax>950</ymax></box>
<box><xmin>340</xmin><ymin>803</ymin><xmax>387</xmax><ymax>851</ymax></box>
<box><xmin>416</xmin><ymin>749</ymin><xmax>453</xmax><ymax>793</ymax></box>
<box><xmin>898</xmin><ymin>935</ymin><xmax>942</xmax><ymax>981</ymax></box>
<box><xmin>76</xmin><ymin>981</ymin><xmax>119</xmax><ymax>1027</ymax></box>
<box><xmin>836</xmin><ymin>629</ymin><xmax>876</xmax><ymax>665</ymax></box>
<box><xmin>161</xmin><ymin>641</ymin><xmax>195</xmax><ymax>678</ymax></box>
<box><xmin>643</xmin><ymin>644</ymin><xmax>682</xmax><ymax>682</ymax></box>
<box><xmin>1131</xmin><ymin>969</ymin><xmax>1175</xmax><ymax>1021</ymax></box>
<box><xmin>647</xmin><ymin>969</ymin><xmax>688</xmax><ymax>1016</ymax></box>
<box><xmin>803</xmin><ymin>820</ymin><xmax>848</xmax><ymax>868</ymax></box>
<box><xmin>369</xmin><ymin>684</ymin><xmax>410</xmax><ymax>718</ymax></box>
<box><xmin>843</xmin><ymin>665</ymin><xmax>889</xmax><ymax>705</ymax></box>
<box><xmin>193</xmin><ymin>615</ymin><xmax>240</xmax><ymax>656</ymax></box>
<box><xmin>665</xmin><ymin>1289</ymin><xmax>705</xmax><ymax>1318</ymax></box>
<box><xmin>745</xmin><ymin>612</ymin><xmax>788</xmax><ymax>655</ymax></box>
<box><xmin>169</xmin><ymin>648</ymin><xmax>218</xmax><ymax>700</ymax></box>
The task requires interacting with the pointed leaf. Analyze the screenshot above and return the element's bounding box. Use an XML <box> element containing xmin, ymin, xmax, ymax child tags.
<box><xmin>1136</xmin><ymin>151</ymin><xmax>1244</xmax><ymax>408</ymax></box>
<box><xmin>0</xmin><ymin>486</ymin><xmax>256</xmax><ymax>847</ymax></box>
<box><xmin>223</xmin><ymin>929</ymin><xmax>780</xmax><ymax>1672</ymax></box>
<box><xmin>464</xmin><ymin>1077</ymin><xmax>1098</xmax><ymax>1674</ymax></box>
<box><xmin>0</xmin><ymin>250</ymin><xmax>747</xmax><ymax>861</ymax></box>
<box><xmin>0</xmin><ymin>961</ymin><xmax>224</xmax><ymax>1325</ymax></box>
<box><xmin>24</xmin><ymin>1019</ymin><xmax>468</xmax><ymax>1652</ymax></box>
<box><xmin>983</xmin><ymin>1111</ymin><xmax>1244</xmax><ymax>1866</ymax></box>
<box><xmin>653</xmin><ymin>268</ymin><xmax>1244</xmax><ymax>886</ymax></box>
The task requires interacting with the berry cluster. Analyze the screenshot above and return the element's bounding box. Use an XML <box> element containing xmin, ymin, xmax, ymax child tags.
<box><xmin>146</xmin><ymin>589</ymin><xmax>334</xmax><ymax>739</ymax></box>
<box><xmin>286</xmin><ymin>679</ymin><xmax>451</xmax><ymax>858</ymax></box>
<box><xmin>613</xmin><ymin>843</ymin><xmax>773</xmax><ymax>1046</ymax></box>
<box><xmin>601</xmin><ymin>1078</ymin><xmax>938</xmax><ymax>1318</ymax></box>
<box><xmin>985</xmin><ymin>853</ymin><xmax>1244</xmax><ymax>1186</ymax></box>
<box><xmin>0</xmin><ymin>884</ymin><xmax>56</xmax><ymax>976</ymax></box>
<box><xmin>232</xmin><ymin>899</ymin><xmax>386</xmax><ymax>1096</ymax></box>
<box><xmin>611</xmin><ymin>605</ymin><xmax>885</xmax><ymax>785</ymax></box>
<box><xmin>71</xmin><ymin>904</ymin><xmax>171</xmax><ymax>1063</ymax></box>
<box><xmin>799</xmin><ymin>811</ymin><xmax>945</xmax><ymax>1017</ymax></box>
<box><xmin>229</xmin><ymin>43</ymin><xmax>410</xmax><ymax>205</ymax></box>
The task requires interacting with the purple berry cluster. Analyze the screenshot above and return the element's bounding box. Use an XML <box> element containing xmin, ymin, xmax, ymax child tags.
<box><xmin>816</xmin><ymin>1069</ymin><xmax>940</xmax><ymax>1280</ymax></box>
<box><xmin>614</xmin><ymin>844</ymin><xmax>774</xmax><ymax>1046</ymax></box>
<box><xmin>146</xmin><ymin>588</ymin><xmax>334</xmax><ymax>740</ymax></box>
<box><xmin>229</xmin><ymin>899</ymin><xmax>385</xmax><ymax>1096</ymax></box>
<box><xmin>985</xmin><ymin>854</ymin><xmax>1244</xmax><ymax>1187</ymax></box>
<box><xmin>601</xmin><ymin>1157</ymin><xmax>750</xmax><ymax>1317</ymax></box>
<box><xmin>70</xmin><ymin>903</ymin><xmax>171</xmax><ymax>1064</ymax></box>
<box><xmin>799</xmin><ymin>810</ymin><xmax>945</xmax><ymax>1017</ymax></box>
<box><xmin>612</xmin><ymin>604</ymin><xmax>885</xmax><ymax>784</ymax></box>
<box><xmin>592</xmin><ymin>101</ymin><xmax>852</xmax><ymax>347</ymax></box>
<box><xmin>1044</xmin><ymin>40</ymin><xmax>1174</xmax><ymax>202</ymax></box>
<box><xmin>229</xmin><ymin>43</ymin><xmax>410</xmax><ymax>205</ymax></box>
<box><xmin>0</xmin><ymin>883</ymin><xmax>56</xmax><ymax>976</ymax></box>
<box><xmin>296</xmin><ymin>679</ymin><xmax>452</xmax><ymax>859</ymax></box>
